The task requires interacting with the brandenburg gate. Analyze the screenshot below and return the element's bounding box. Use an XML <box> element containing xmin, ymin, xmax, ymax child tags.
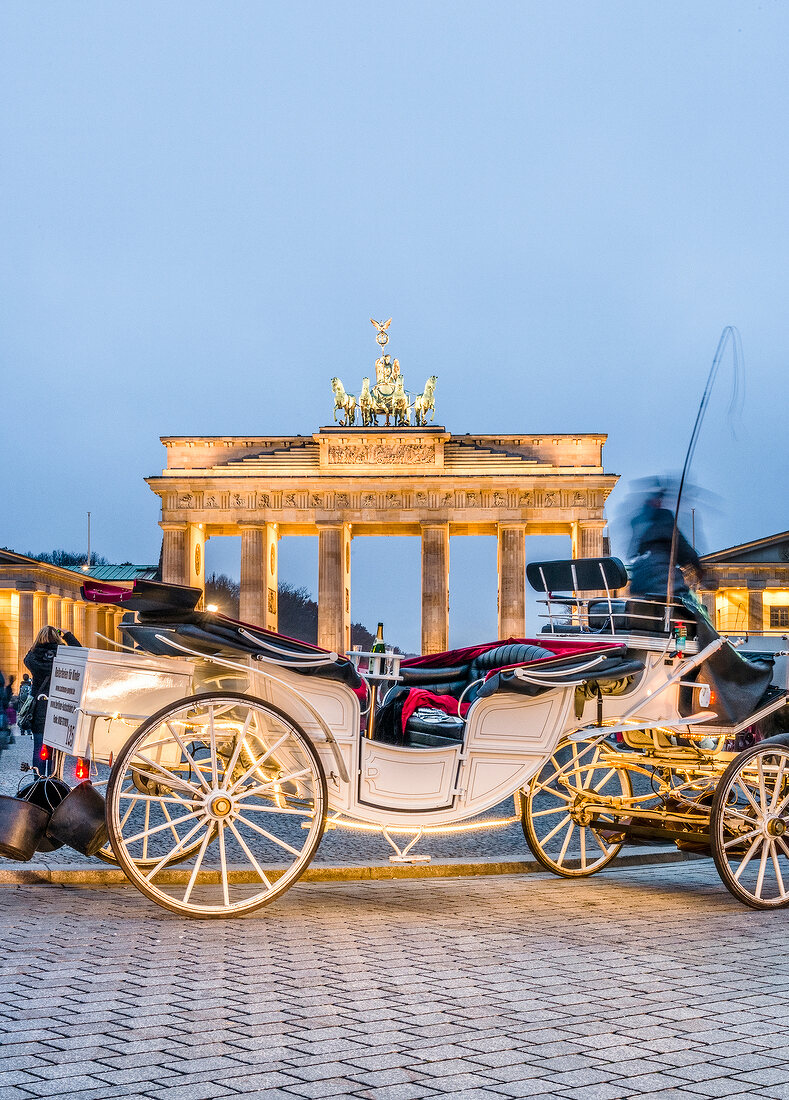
<box><xmin>147</xmin><ymin>322</ymin><xmax>618</xmax><ymax>654</ymax></box>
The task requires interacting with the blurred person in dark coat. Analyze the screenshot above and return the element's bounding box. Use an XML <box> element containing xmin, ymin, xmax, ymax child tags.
<box><xmin>24</xmin><ymin>626</ymin><xmax>81</xmax><ymax>775</ymax></box>
<box><xmin>628</xmin><ymin>490</ymin><xmax>703</xmax><ymax>598</ymax></box>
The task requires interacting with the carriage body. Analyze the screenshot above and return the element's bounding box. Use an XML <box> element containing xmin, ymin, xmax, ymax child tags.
<box><xmin>32</xmin><ymin>562</ymin><xmax>789</xmax><ymax>916</ymax></box>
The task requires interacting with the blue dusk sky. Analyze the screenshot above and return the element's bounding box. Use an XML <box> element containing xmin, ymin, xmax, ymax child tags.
<box><xmin>1</xmin><ymin>2</ymin><xmax>786</xmax><ymax>652</ymax></box>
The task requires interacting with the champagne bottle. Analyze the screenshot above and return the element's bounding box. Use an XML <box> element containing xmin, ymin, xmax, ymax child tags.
<box><xmin>372</xmin><ymin>622</ymin><xmax>385</xmax><ymax>653</ymax></box>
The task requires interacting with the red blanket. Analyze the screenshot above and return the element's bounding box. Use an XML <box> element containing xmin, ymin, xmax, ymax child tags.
<box><xmin>401</xmin><ymin>689</ymin><xmax>471</xmax><ymax>734</ymax></box>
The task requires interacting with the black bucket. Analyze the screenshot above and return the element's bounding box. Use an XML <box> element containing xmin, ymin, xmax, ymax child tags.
<box><xmin>0</xmin><ymin>795</ymin><xmax>50</xmax><ymax>861</ymax></box>
<box><xmin>19</xmin><ymin>777</ymin><xmax>71</xmax><ymax>853</ymax></box>
<box><xmin>46</xmin><ymin>782</ymin><xmax>108</xmax><ymax>857</ymax></box>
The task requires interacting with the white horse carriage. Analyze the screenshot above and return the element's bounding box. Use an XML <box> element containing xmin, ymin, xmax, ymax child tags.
<box><xmin>4</xmin><ymin>559</ymin><xmax>787</xmax><ymax>918</ymax></box>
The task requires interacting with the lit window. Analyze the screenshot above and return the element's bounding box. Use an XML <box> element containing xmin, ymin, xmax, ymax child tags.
<box><xmin>770</xmin><ymin>606</ymin><xmax>789</xmax><ymax>629</ymax></box>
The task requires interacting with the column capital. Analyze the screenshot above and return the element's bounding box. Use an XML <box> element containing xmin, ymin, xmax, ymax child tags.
<box><xmin>159</xmin><ymin>520</ymin><xmax>188</xmax><ymax>531</ymax></box>
<box><xmin>578</xmin><ymin>518</ymin><xmax>607</xmax><ymax>530</ymax></box>
<box><xmin>238</xmin><ymin>521</ymin><xmax>267</xmax><ymax>531</ymax></box>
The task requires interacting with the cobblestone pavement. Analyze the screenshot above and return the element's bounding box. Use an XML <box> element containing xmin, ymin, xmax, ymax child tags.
<box><xmin>2</xmin><ymin>862</ymin><xmax>789</xmax><ymax>1099</ymax></box>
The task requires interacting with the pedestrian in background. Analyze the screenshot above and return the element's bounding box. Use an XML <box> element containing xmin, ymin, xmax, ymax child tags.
<box><xmin>24</xmin><ymin>626</ymin><xmax>81</xmax><ymax>775</ymax></box>
<box><xmin>15</xmin><ymin>673</ymin><xmax>32</xmax><ymax>736</ymax></box>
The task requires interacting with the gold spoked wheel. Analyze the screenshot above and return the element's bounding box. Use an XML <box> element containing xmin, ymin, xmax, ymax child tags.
<box><xmin>522</xmin><ymin>734</ymin><xmax>632</xmax><ymax>877</ymax></box>
<box><xmin>711</xmin><ymin>741</ymin><xmax>789</xmax><ymax>910</ymax></box>
<box><xmin>107</xmin><ymin>692</ymin><xmax>327</xmax><ymax>918</ymax></box>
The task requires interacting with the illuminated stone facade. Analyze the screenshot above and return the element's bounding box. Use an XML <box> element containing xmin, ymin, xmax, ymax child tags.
<box><xmin>700</xmin><ymin>531</ymin><xmax>789</xmax><ymax>637</ymax></box>
<box><xmin>148</xmin><ymin>427</ymin><xmax>618</xmax><ymax>655</ymax></box>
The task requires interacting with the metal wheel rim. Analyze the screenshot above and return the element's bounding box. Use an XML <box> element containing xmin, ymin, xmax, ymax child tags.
<box><xmin>524</xmin><ymin>734</ymin><xmax>631</xmax><ymax>877</ymax></box>
<box><xmin>107</xmin><ymin>692</ymin><xmax>326</xmax><ymax>917</ymax></box>
<box><xmin>712</xmin><ymin>743</ymin><xmax>789</xmax><ymax>909</ymax></box>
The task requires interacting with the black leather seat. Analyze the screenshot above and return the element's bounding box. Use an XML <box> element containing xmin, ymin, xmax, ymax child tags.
<box><xmin>389</xmin><ymin>642</ymin><xmax>556</xmax><ymax>746</ymax></box>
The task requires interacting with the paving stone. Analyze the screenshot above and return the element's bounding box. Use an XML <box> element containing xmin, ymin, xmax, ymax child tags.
<box><xmin>4</xmin><ymin>864</ymin><xmax>789</xmax><ymax>1100</ymax></box>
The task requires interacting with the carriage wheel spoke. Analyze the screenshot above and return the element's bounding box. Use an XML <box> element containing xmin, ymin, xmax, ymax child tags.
<box><xmin>126</xmin><ymin>808</ymin><xmax>204</xmax><ymax>847</ymax></box>
<box><xmin>579</xmin><ymin>823</ymin><xmax>586</xmax><ymax>870</ymax></box>
<box><xmin>766</xmin><ymin>758</ymin><xmax>788</xmax><ymax>812</ymax></box>
<box><xmin>722</xmin><ymin>804</ymin><xmax>759</xmax><ymax>826</ymax></box>
<box><xmin>534</xmin><ymin>782</ymin><xmax>571</xmax><ymax>803</ymax></box>
<box><xmin>222</xmin><ymin>711</ymin><xmax>254</xmax><ymax>786</ymax></box>
<box><xmin>144</xmin><ymin>817</ymin><xmax>208</xmax><ymax>882</ymax></box>
<box><xmin>530</xmin><ymin>805</ymin><xmax>571</xmax><ymax>820</ymax></box>
<box><xmin>590</xmin><ymin>828</ymin><xmax>613</xmax><ymax>855</ymax></box>
<box><xmin>234</xmin><ymin>814</ymin><xmax>302</xmax><ymax>857</ymax></box>
<box><xmin>769</xmin><ymin>840</ymin><xmax>786</xmax><ymax>898</ymax></box>
<box><xmin>541</xmin><ymin>813</ymin><xmax>573</xmax><ymax>846</ymax></box>
<box><xmin>209</xmin><ymin>706</ymin><xmax>219</xmax><ymax>788</ymax></box>
<box><xmin>723</xmin><ymin>826</ymin><xmax>761</xmax><ymax>850</ymax></box>
<box><xmin>558</xmin><ymin>820</ymin><xmax>575</xmax><ymax>863</ymax></box>
<box><xmin>758</xmin><ymin>757</ymin><xmax>769</xmax><ymax>815</ymax></box>
<box><xmin>733</xmin><ymin>835</ymin><xmax>763</xmax><ymax>881</ymax></box>
<box><xmin>227</xmin><ymin>819</ymin><xmax>273</xmax><ymax>889</ymax></box>
<box><xmin>217</xmin><ymin>822</ymin><xmax>230</xmax><ymax>908</ymax></box>
<box><xmin>160</xmin><ymin>801</ymin><xmax>184</xmax><ymax>845</ymax></box>
<box><xmin>142</xmin><ymin>800</ymin><xmax>151</xmax><ymax>861</ymax></box>
<box><xmin>165</xmin><ymin>721</ymin><xmax>212</xmax><ymax>792</ymax></box>
<box><xmin>755</xmin><ymin>839</ymin><xmax>770</xmax><ymax>899</ymax></box>
<box><xmin>182</xmin><ymin>826</ymin><xmax>214</xmax><ymax>904</ymax></box>
<box><xmin>737</xmin><ymin>777</ymin><xmax>764</xmax><ymax>817</ymax></box>
<box><xmin>236</xmin><ymin>767</ymin><xmax>313</xmax><ymax>800</ymax></box>
<box><xmin>230</xmin><ymin>733</ymin><xmax>290</xmax><ymax>793</ymax></box>
<box><xmin>133</xmin><ymin>756</ymin><xmax>200</xmax><ymax>795</ymax></box>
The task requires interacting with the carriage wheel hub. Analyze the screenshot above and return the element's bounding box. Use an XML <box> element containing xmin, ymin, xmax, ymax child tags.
<box><xmin>766</xmin><ymin>817</ymin><xmax>786</xmax><ymax>837</ymax></box>
<box><xmin>205</xmin><ymin>790</ymin><xmax>235</xmax><ymax>819</ymax></box>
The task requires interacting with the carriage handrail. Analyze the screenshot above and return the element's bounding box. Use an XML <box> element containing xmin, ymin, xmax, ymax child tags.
<box><xmin>152</xmin><ymin>634</ymin><xmax>350</xmax><ymax>784</ymax></box>
<box><xmin>238</xmin><ymin>627</ymin><xmax>339</xmax><ymax>665</ymax></box>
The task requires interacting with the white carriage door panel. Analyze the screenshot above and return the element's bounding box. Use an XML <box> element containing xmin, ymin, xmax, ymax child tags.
<box><xmin>359</xmin><ymin>741</ymin><xmax>461</xmax><ymax>811</ymax></box>
<box><xmin>460</xmin><ymin>688</ymin><xmax>574</xmax><ymax>812</ymax></box>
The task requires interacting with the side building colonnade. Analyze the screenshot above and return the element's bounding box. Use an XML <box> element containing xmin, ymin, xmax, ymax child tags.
<box><xmin>0</xmin><ymin>551</ymin><xmax>126</xmax><ymax>680</ymax></box>
<box><xmin>150</xmin><ymin>428</ymin><xmax>618</xmax><ymax>655</ymax></box>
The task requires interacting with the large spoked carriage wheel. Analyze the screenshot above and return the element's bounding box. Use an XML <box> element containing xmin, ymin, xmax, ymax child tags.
<box><xmin>106</xmin><ymin>693</ymin><xmax>327</xmax><ymax>918</ymax></box>
<box><xmin>522</xmin><ymin>734</ymin><xmax>632</xmax><ymax>877</ymax></box>
<box><xmin>711</xmin><ymin>741</ymin><xmax>789</xmax><ymax>910</ymax></box>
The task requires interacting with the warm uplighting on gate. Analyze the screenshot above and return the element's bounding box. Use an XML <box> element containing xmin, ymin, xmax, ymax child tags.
<box><xmin>75</xmin><ymin>758</ymin><xmax>90</xmax><ymax>780</ymax></box>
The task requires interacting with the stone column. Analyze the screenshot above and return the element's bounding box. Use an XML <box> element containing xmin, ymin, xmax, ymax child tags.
<box><xmin>748</xmin><ymin>583</ymin><xmax>765</xmax><ymax>634</ymax></box>
<box><xmin>498</xmin><ymin>524</ymin><xmax>526</xmax><ymax>640</ymax></box>
<box><xmin>85</xmin><ymin>605</ymin><xmax>99</xmax><ymax>649</ymax></box>
<box><xmin>113</xmin><ymin>608</ymin><xmax>125</xmax><ymax>646</ymax></box>
<box><xmin>160</xmin><ymin>522</ymin><xmax>189</xmax><ymax>586</ymax></box>
<box><xmin>187</xmin><ymin>523</ymin><xmax>206</xmax><ymax>603</ymax></box>
<box><xmin>61</xmin><ymin>599</ymin><xmax>74</xmax><ymax>634</ymax></box>
<box><xmin>73</xmin><ymin>602</ymin><xmax>87</xmax><ymax>644</ymax></box>
<box><xmin>33</xmin><ymin>593</ymin><xmax>47</xmax><ymax>638</ymax></box>
<box><xmin>47</xmin><ymin>595</ymin><xmax>61</xmax><ymax>630</ymax></box>
<box><xmin>421</xmin><ymin>524</ymin><xmax>449</xmax><ymax>656</ymax></box>
<box><xmin>577</xmin><ymin>519</ymin><xmax>606</xmax><ymax>560</ymax></box>
<box><xmin>264</xmin><ymin>523</ymin><xmax>279</xmax><ymax>633</ymax></box>
<box><xmin>698</xmin><ymin>585</ymin><xmax>718</xmax><ymax>629</ymax></box>
<box><xmin>18</xmin><ymin>591</ymin><xmax>34</xmax><ymax>678</ymax></box>
<box><xmin>240</xmin><ymin>525</ymin><xmax>266</xmax><ymax>627</ymax></box>
<box><xmin>318</xmin><ymin>524</ymin><xmax>351</xmax><ymax>654</ymax></box>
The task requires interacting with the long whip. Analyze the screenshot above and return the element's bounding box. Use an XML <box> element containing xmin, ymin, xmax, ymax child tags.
<box><xmin>665</xmin><ymin>326</ymin><xmax>743</xmax><ymax>625</ymax></box>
